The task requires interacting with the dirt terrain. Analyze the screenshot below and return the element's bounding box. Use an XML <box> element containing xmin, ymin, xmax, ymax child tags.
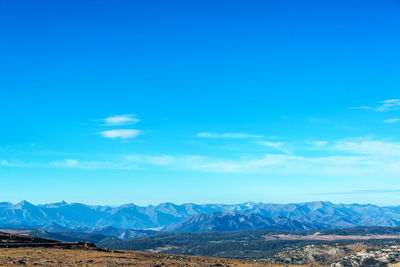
<box><xmin>0</xmin><ymin>247</ymin><xmax>312</xmax><ymax>266</ymax></box>
<box><xmin>4</xmin><ymin>231</ymin><xmax>400</xmax><ymax>266</ymax></box>
<box><xmin>0</xmin><ymin>231</ymin><xmax>307</xmax><ymax>266</ymax></box>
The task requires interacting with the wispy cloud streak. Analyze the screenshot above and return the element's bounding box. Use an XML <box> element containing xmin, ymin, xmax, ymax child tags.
<box><xmin>383</xmin><ymin>118</ymin><xmax>400</xmax><ymax>124</ymax></box>
<box><xmin>197</xmin><ymin>132</ymin><xmax>264</xmax><ymax>139</ymax></box>
<box><xmin>51</xmin><ymin>159</ymin><xmax>137</xmax><ymax>170</ymax></box>
<box><xmin>4</xmin><ymin>138</ymin><xmax>400</xmax><ymax>177</ymax></box>
<box><xmin>258</xmin><ymin>141</ymin><xmax>291</xmax><ymax>154</ymax></box>
<box><xmin>350</xmin><ymin>99</ymin><xmax>400</xmax><ymax>112</ymax></box>
<box><xmin>312</xmin><ymin>189</ymin><xmax>400</xmax><ymax>195</ymax></box>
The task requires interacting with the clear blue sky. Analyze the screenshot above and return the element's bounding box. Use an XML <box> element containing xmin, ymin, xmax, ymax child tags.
<box><xmin>1</xmin><ymin>0</ymin><xmax>400</xmax><ymax>205</ymax></box>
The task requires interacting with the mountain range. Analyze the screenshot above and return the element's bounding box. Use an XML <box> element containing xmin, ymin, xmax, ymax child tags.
<box><xmin>163</xmin><ymin>211</ymin><xmax>314</xmax><ymax>232</ymax></box>
<box><xmin>1</xmin><ymin>200</ymin><xmax>400</xmax><ymax>233</ymax></box>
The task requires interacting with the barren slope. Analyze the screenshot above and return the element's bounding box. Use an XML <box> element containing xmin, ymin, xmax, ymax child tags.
<box><xmin>0</xmin><ymin>247</ymin><xmax>308</xmax><ymax>266</ymax></box>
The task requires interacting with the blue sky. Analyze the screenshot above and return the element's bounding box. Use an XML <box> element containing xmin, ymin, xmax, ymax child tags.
<box><xmin>1</xmin><ymin>0</ymin><xmax>400</xmax><ymax>205</ymax></box>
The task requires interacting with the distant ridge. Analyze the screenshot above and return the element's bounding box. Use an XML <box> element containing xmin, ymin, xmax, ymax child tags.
<box><xmin>42</xmin><ymin>222</ymin><xmax>68</xmax><ymax>232</ymax></box>
<box><xmin>1</xmin><ymin>200</ymin><xmax>400</xmax><ymax>232</ymax></box>
<box><xmin>163</xmin><ymin>211</ymin><xmax>315</xmax><ymax>232</ymax></box>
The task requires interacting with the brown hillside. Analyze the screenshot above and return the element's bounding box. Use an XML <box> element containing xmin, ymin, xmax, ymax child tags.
<box><xmin>0</xmin><ymin>231</ymin><xmax>312</xmax><ymax>266</ymax></box>
<box><xmin>0</xmin><ymin>247</ymin><xmax>315</xmax><ymax>267</ymax></box>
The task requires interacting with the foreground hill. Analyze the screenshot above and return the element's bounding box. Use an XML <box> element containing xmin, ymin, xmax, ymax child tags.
<box><xmin>2</xmin><ymin>200</ymin><xmax>400</xmax><ymax>231</ymax></box>
<box><xmin>0</xmin><ymin>232</ymin><xmax>298</xmax><ymax>266</ymax></box>
<box><xmin>0</xmin><ymin>228</ymin><xmax>119</xmax><ymax>244</ymax></box>
<box><xmin>0</xmin><ymin>247</ymin><xmax>304</xmax><ymax>267</ymax></box>
<box><xmin>4</xmin><ymin>229</ymin><xmax>400</xmax><ymax>266</ymax></box>
<box><xmin>0</xmin><ymin>231</ymin><xmax>59</xmax><ymax>246</ymax></box>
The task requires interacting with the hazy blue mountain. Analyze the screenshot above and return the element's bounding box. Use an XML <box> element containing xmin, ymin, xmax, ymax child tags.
<box><xmin>0</xmin><ymin>227</ymin><xmax>117</xmax><ymax>243</ymax></box>
<box><xmin>163</xmin><ymin>211</ymin><xmax>314</xmax><ymax>232</ymax></box>
<box><xmin>85</xmin><ymin>226</ymin><xmax>157</xmax><ymax>239</ymax></box>
<box><xmin>1</xmin><ymin>200</ymin><xmax>400</xmax><ymax>231</ymax></box>
<box><xmin>1</xmin><ymin>200</ymin><xmax>51</xmax><ymax>228</ymax></box>
<box><xmin>41</xmin><ymin>222</ymin><xmax>69</xmax><ymax>232</ymax></box>
<box><xmin>0</xmin><ymin>202</ymin><xmax>12</xmax><ymax>207</ymax></box>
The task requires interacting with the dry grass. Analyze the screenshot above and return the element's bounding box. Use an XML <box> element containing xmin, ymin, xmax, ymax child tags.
<box><xmin>0</xmin><ymin>247</ymin><xmax>313</xmax><ymax>266</ymax></box>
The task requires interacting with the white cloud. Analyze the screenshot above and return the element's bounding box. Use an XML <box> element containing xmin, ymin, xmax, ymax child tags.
<box><xmin>3</xmin><ymin>150</ymin><xmax>386</xmax><ymax>175</ymax></box>
<box><xmin>58</xmin><ymin>138</ymin><xmax>400</xmax><ymax>174</ymax></box>
<box><xmin>52</xmin><ymin>159</ymin><xmax>100</xmax><ymax>169</ymax></box>
<box><xmin>191</xmin><ymin>154</ymin><xmax>300</xmax><ymax>173</ymax></box>
<box><xmin>197</xmin><ymin>132</ymin><xmax>264</xmax><ymax>139</ymax></box>
<box><xmin>332</xmin><ymin>138</ymin><xmax>400</xmax><ymax>156</ymax></box>
<box><xmin>122</xmin><ymin>154</ymin><xmax>306</xmax><ymax>174</ymax></box>
<box><xmin>350</xmin><ymin>99</ymin><xmax>400</xmax><ymax>112</ymax></box>
<box><xmin>101</xmin><ymin>114</ymin><xmax>140</xmax><ymax>126</ymax></box>
<box><xmin>51</xmin><ymin>159</ymin><xmax>136</xmax><ymax>170</ymax></box>
<box><xmin>377</xmin><ymin>99</ymin><xmax>400</xmax><ymax>112</ymax></box>
<box><xmin>306</xmin><ymin>141</ymin><xmax>328</xmax><ymax>147</ymax></box>
<box><xmin>383</xmin><ymin>118</ymin><xmax>400</xmax><ymax>124</ymax></box>
<box><xmin>0</xmin><ymin>160</ymin><xmax>12</xmax><ymax>166</ymax></box>
<box><xmin>124</xmin><ymin>155</ymin><xmax>175</xmax><ymax>166</ymax></box>
<box><xmin>5</xmin><ymin>137</ymin><xmax>400</xmax><ymax>177</ymax></box>
<box><xmin>156</xmin><ymin>138</ymin><xmax>400</xmax><ymax>174</ymax></box>
<box><xmin>258</xmin><ymin>141</ymin><xmax>291</xmax><ymax>154</ymax></box>
<box><xmin>0</xmin><ymin>159</ymin><xmax>27</xmax><ymax>167</ymax></box>
<box><xmin>99</xmin><ymin>129</ymin><xmax>141</xmax><ymax>139</ymax></box>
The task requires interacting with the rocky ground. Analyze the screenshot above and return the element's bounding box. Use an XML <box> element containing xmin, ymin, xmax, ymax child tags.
<box><xmin>332</xmin><ymin>245</ymin><xmax>400</xmax><ymax>266</ymax></box>
<box><xmin>267</xmin><ymin>243</ymin><xmax>364</xmax><ymax>266</ymax></box>
<box><xmin>268</xmin><ymin>243</ymin><xmax>400</xmax><ymax>266</ymax></box>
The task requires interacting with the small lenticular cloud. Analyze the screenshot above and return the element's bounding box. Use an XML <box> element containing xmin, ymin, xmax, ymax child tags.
<box><xmin>102</xmin><ymin>114</ymin><xmax>140</xmax><ymax>126</ymax></box>
<box><xmin>99</xmin><ymin>129</ymin><xmax>141</xmax><ymax>139</ymax></box>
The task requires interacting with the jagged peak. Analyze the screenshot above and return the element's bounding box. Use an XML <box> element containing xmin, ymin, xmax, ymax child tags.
<box><xmin>13</xmin><ymin>200</ymin><xmax>35</xmax><ymax>209</ymax></box>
